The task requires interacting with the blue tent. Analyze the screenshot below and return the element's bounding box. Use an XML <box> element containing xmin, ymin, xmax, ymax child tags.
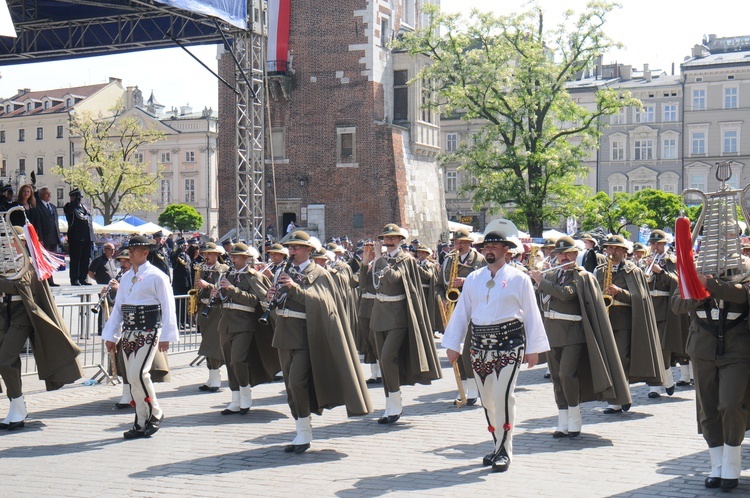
<box><xmin>122</xmin><ymin>214</ymin><xmax>147</xmax><ymax>226</ymax></box>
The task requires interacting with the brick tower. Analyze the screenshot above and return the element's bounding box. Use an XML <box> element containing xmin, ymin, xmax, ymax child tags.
<box><xmin>219</xmin><ymin>0</ymin><xmax>447</xmax><ymax>245</ymax></box>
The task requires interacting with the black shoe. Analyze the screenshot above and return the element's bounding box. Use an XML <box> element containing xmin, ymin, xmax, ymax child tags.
<box><xmin>467</xmin><ymin>398</ymin><xmax>478</xmax><ymax>406</ymax></box>
<box><xmin>375</xmin><ymin>377</ymin><xmax>382</xmax><ymax>383</ymax></box>
<box><xmin>283</xmin><ymin>444</ymin><xmax>296</xmax><ymax>453</ymax></box>
<box><xmin>4</xmin><ymin>420</ymin><xmax>25</xmax><ymax>431</ymax></box>
<box><xmin>143</xmin><ymin>414</ymin><xmax>163</xmax><ymax>436</ymax></box>
<box><xmin>568</xmin><ymin>431</ymin><xmax>580</xmax><ymax>438</ymax></box>
<box><xmin>603</xmin><ymin>408</ymin><xmax>623</xmax><ymax>414</ymax></box>
<box><xmin>239</xmin><ymin>407</ymin><xmax>250</xmax><ymax>415</ymax></box>
<box><xmin>543</xmin><ymin>373</ymin><xmax>551</xmax><ymax>379</ymax></box>
<box><xmin>622</xmin><ymin>403</ymin><xmax>631</xmax><ymax>412</ymax></box>
<box><xmin>721</xmin><ymin>478</ymin><xmax>739</xmax><ymax>490</ymax></box>
<box><xmin>482</xmin><ymin>453</ymin><xmax>496</xmax><ymax>467</ymax></box>
<box><xmin>705</xmin><ymin>477</ymin><xmax>721</xmax><ymax>489</ymax></box>
<box><xmin>552</xmin><ymin>431</ymin><xmax>569</xmax><ymax>438</ymax></box>
<box><xmin>221</xmin><ymin>408</ymin><xmax>240</xmax><ymax>415</ymax></box>
<box><xmin>648</xmin><ymin>392</ymin><xmax>661</xmax><ymax>399</ymax></box>
<box><xmin>115</xmin><ymin>403</ymin><xmax>132</xmax><ymax>410</ymax></box>
<box><xmin>49</xmin><ymin>283</ymin><xmax>60</xmax><ymax>287</ymax></box>
<box><xmin>81</xmin><ymin>281</ymin><xmax>92</xmax><ymax>285</ymax></box>
<box><xmin>665</xmin><ymin>385</ymin><xmax>675</xmax><ymax>396</ymax></box>
<box><xmin>71</xmin><ymin>281</ymin><xmax>81</xmax><ymax>286</ymax></box>
<box><xmin>123</xmin><ymin>425</ymin><xmax>147</xmax><ymax>439</ymax></box>
<box><xmin>377</xmin><ymin>414</ymin><xmax>401</xmax><ymax>424</ymax></box>
<box><xmin>366</xmin><ymin>378</ymin><xmax>377</xmax><ymax>385</ymax></box>
<box><xmin>676</xmin><ymin>380</ymin><xmax>690</xmax><ymax>387</ymax></box>
<box><xmin>491</xmin><ymin>455</ymin><xmax>510</xmax><ymax>473</ymax></box>
<box><xmin>294</xmin><ymin>443</ymin><xmax>310</xmax><ymax>454</ymax></box>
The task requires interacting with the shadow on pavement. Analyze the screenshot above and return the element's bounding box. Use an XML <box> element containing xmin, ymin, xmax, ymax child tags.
<box><xmin>0</xmin><ymin>437</ymin><xmax>120</xmax><ymax>457</ymax></box>
<box><xmin>335</xmin><ymin>463</ymin><xmax>488</xmax><ymax>497</ymax></box>
<box><xmin>129</xmin><ymin>447</ymin><xmax>348</xmax><ymax>477</ymax></box>
<box><xmin>245</xmin><ymin>416</ymin><xmax>409</xmax><ymax>446</ymax></box>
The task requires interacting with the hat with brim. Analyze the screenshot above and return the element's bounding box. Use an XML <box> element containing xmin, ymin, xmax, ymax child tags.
<box><xmin>69</xmin><ymin>188</ymin><xmax>82</xmax><ymax>197</ymax></box>
<box><xmin>551</xmin><ymin>236</ymin><xmax>579</xmax><ymax>254</ymax></box>
<box><xmin>647</xmin><ymin>230</ymin><xmax>668</xmax><ymax>244</ymax></box>
<box><xmin>115</xmin><ymin>248</ymin><xmax>130</xmax><ymax>260</ymax></box>
<box><xmin>267</xmin><ymin>243</ymin><xmax>289</xmax><ymax>256</ymax></box>
<box><xmin>0</xmin><ymin>185</ymin><xmax>13</xmax><ymax>194</ymax></box>
<box><xmin>542</xmin><ymin>238</ymin><xmax>557</xmax><ymax>248</ymax></box>
<box><xmin>603</xmin><ymin>235</ymin><xmax>629</xmax><ymax>249</ymax></box>
<box><xmin>452</xmin><ymin>228</ymin><xmax>473</xmax><ymax>242</ymax></box>
<box><xmin>633</xmin><ymin>243</ymin><xmax>647</xmax><ymax>252</ymax></box>
<box><xmin>284</xmin><ymin>230</ymin><xmax>315</xmax><ymax>247</ymax></box>
<box><xmin>199</xmin><ymin>242</ymin><xmax>223</xmax><ymax>254</ymax></box>
<box><xmin>578</xmin><ymin>233</ymin><xmax>597</xmax><ymax>244</ymax></box>
<box><xmin>128</xmin><ymin>235</ymin><xmax>156</xmax><ymax>248</ymax></box>
<box><xmin>416</xmin><ymin>243</ymin><xmax>432</xmax><ymax>256</ymax></box>
<box><xmin>478</xmin><ymin>231</ymin><xmax>517</xmax><ymax>249</ymax></box>
<box><xmin>229</xmin><ymin>242</ymin><xmax>254</xmax><ymax>257</ymax></box>
<box><xmin>311</xmin><ymin>247</ymin><xmax>330</xmax><ymax>260</ymax></box>
<box><xmin>379</xmin><ymin>223</ymin><xmax>406</xmax><ymax>240</ymax></box>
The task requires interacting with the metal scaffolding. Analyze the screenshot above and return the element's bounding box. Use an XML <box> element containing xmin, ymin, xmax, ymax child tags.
<box><xmin>1</xmin><ymin>0</ymin><xmax>267</xmax><ymax>246</ymax></box>
<box><xmin>231</xmin><ymin>2</ymin><xmax>266</xmax><ymax>247</ymax></box>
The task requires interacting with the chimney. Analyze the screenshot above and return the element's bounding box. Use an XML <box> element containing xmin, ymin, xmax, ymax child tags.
<box><xmin>643</xmin><ymin>63</ymin><xmax>651</xmax><ymax>82</ymax></box>
<box><xmin>108</xmin><ymin>77</ymin><xmax>122</xmax><ymax>85</ymax></box>
<box><xmin>620</xmin><ymin>65</ymin><xmax>632</xmax><ymax>81</ymax></box>
<box><xmin>17</xmin><ymin>88</ymin><xmax>30</xmax><ymax>95</ymax></box>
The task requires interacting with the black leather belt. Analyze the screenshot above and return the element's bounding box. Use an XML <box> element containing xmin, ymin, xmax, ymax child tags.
<box><xmin>122</xmin><ymin>304</ymin><xmax>162</xmax><ymax>331</ymax></box>
<box><xmin>470</xmin><ymin>319</ymin><xmax>525</xmax><ymax>351</ymax></box>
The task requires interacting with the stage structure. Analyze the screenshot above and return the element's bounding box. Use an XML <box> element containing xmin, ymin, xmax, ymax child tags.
<box><xmin>0</xmin><ymin>0</ymin><xmax>267</xmax><ymax>246</ymax></box>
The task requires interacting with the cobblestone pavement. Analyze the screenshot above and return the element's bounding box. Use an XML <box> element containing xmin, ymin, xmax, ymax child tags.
<box><xmin>1</xmin><ymin>350</ymin><xmax>746</xmax><ymax>498</ymax></box>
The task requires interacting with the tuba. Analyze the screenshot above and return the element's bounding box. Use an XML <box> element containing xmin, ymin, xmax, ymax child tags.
<box><xmin>0</xmin><ymin>206</ymin><xmax>32</xmax><ymax>280</ymax></box>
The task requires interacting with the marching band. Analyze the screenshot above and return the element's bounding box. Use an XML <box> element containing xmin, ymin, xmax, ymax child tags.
<box><xmin>2</xmin><ymin>178</ymin><xmax>750</xmax><ymax>492</ymax></box>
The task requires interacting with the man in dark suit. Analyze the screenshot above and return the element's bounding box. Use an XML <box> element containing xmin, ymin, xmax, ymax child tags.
<box><xmin>33</xmin><ymin>187</ymin><xmax>62</xmax><ymax>286</ymax></box>
<box><xmin>63</xmin><ymin>188</ymin><xmax>95</xmax><ymax>286</ymax></box>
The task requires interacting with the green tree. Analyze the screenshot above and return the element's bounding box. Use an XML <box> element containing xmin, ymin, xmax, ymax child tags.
<box><xmin>630</xmin><ymin>189</ymin><xmax>685</xmax><ymax>231</ymax></box>
<box><xmin>396</xmin><ymin>1</ymin><xmax>639</xmax><ymax>236</ymax></box>
<box><xmin>158</xmin><ymin>204</ymin><xmax>204</xmax><ymax>232</ymax></box>
<box><xmin>52</xmin><ymin>102</ymin><xmax>165</xmax><ymax>224</ymax></box>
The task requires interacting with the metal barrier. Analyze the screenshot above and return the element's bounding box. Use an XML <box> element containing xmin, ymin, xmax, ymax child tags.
<box><xmin>21</xmin><ymin>293</ymin><xmax>202</xmax><ymax>378</ymax></box>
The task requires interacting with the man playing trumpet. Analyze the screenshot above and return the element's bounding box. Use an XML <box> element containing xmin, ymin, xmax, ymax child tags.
<box><xmin>530</xmin><ymin>236</ymin><xmax>630</xmax><ymax>438</ymax></box>
<box><xmin>362</xmin><ymin>224</ymin><xmax>441</xmax><ymax>425</ymax></box>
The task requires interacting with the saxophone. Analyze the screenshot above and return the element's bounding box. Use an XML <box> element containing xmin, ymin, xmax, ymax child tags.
<box><xmin>601</xmin><ymin>255</ymin><xmax>614</xmax><ymax>310</ymax></box>
<box><xmin>187</xmin><ymin>263</ymin><xmax>202</xmax><ymax>316</ymax></box>
<box><xmin>438</xmin><ymin>250</ymin><xmax>461</xmax><ymax>326</ymax></box>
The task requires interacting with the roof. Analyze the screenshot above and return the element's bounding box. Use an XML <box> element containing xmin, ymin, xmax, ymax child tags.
<box><xmin>0</xmin><ymin>82</ymin><xmax>110</xmax><ymax>118</ymax></box>
<box><xmin>682</xmin><ymin>51</ymin><xmax>750</xmax><ymax>69</ymax></box>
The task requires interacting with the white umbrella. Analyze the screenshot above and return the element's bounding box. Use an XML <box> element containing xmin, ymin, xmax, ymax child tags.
<box><xmin>101</xmin><ymin>220</ymin><xmax>140</xmax><ymax>234</ymax></box>
<box><xmin>138</xmin><ymin>222</ymin><xmax>172</xmax><ymax>236</ymax></box>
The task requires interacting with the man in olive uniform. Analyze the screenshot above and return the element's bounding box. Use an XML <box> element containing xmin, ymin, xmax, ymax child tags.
<box><xmin>217</xmin><ymin>243</ymin><xmax>279</xmax><ymax>415</ymax></box>
<box><xmin>644</xmin><ymin>230</ymin><xmax>685</xmax><ymax>398</ymax></box>
<box><xmin>437</xmin><ymin>228</ymin><xmax>485</xmax><ymax>405</ymax></box>
<box><xmin>597</xmin><ymin>235</ymin><xmax>665</xmax><ymax>414</ymax></box>
<box><xmin>416</xmin><ymin>244</ymin><xmax>442</xmax><ymax>338</ymax></box>
<box><xmin>356</xmin><ymin>244</ymin><xmax>381</xmax><ymax>383</ymax></box>
<box><xmin>672</xmin><ymin>273</ymin><xmax>750</xmax><ymax>491</ymax></box>
<box><xmin>195</xmin><ymin>242</ymin><xmax>230</xmax><ymax>392</ymax></box>
<box><xmin>262</xmin><ymin>243</ymin><xmax>288</xmax><ymax>280</ymax></box>
<box><xmin>362</xmin><ymin>224</ymin><xmax>441</xmax><ymax>424</ymax></box>
<box><xmin>269</xmin><ymin>230</ymin><xmax>372</xmax><ymax>453</ymax></box>
<box><xmin>531</xmin><ymin>236</ymin><xmax>630</xmax><ymax>437</ymax></box>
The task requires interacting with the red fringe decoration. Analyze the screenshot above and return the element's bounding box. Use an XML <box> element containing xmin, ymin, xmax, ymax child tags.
<box><xmin>23</xmin><ymin>223</ymin><xmax>65</xmax><ymax>281</ymax></box>
<box><xmin>675</xmin><ymin>216</ymin><xmax>710</xmax><ymax>300</ymax></box>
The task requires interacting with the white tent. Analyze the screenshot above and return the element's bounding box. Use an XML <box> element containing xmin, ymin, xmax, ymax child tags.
<box><xmin>138</xmin><ymin>222</ymin><xmax>172</xmax><ymax>236</ymax></box>
<box><xmin>447</xmin><ymin>220</ymin><xmax>473</xmax><ymax>232</ymax></box>
<box><xmin>543</xmin><ymin>229</ymin><xmax>566</xmax><ymax>240</ymax></box>
<box><xmin>59</xmin><ymin>217</ymin><xmax>105</xmax><ymax>233</ymax></box>
<box><xmin>100</xmin><ymin>220</ymin><xmax>140</xmax><ymax>234</ymax></box>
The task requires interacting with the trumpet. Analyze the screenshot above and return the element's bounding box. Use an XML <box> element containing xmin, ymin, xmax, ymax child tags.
<box><xmin>91</xmin><ymin>270</ymin><xmax>123</xmax><ymax>314</ymax></box>
<box><xmin>643</xmin><ymin>251</ymin><xmax>665</xmax><ymax>277</ymax></box>
<box><xmin>538</xmin><ymin>262</ymin><xmax>576</xmax><ymax>274</ymax></box>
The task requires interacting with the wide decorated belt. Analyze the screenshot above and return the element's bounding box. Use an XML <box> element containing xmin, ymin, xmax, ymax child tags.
<box><xmin>122</xmin><ymin>304</ymin><xmax>162</xmax><ymax>331</ymax></box>
<box><xmin>470</xmin><ymin>319</ymin><xmax>525</xmax><ymax>351</ymax></box>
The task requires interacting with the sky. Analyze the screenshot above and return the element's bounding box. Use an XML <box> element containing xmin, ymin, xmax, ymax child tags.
<box><xmin>0</xmin><ymin>0</ymin><xmax>748</xmax><ymax>112</ymax></box>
